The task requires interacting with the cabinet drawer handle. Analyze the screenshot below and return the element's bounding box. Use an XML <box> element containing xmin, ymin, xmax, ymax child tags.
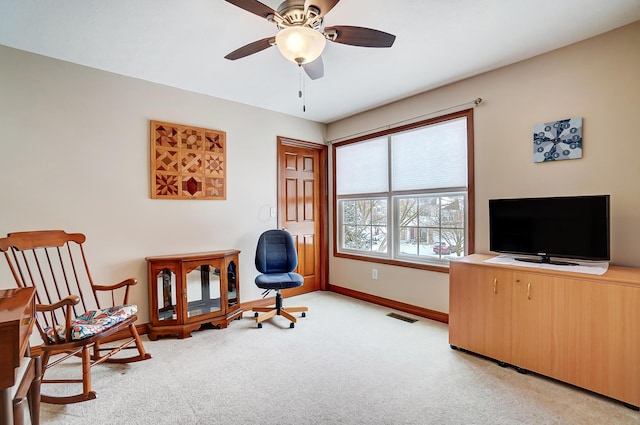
<box><xmin>527</xmin><ymin>282</ymin><xmax>531</xmax><ymax>300</ymax></box>
<box><xmin>493</xmin><ymin>278</ymin><xmax>497</xmax><ymax>294</ymax></box>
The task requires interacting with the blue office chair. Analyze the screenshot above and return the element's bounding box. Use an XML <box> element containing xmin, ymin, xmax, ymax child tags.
<box><xmin>253</xmin><ymin>229</ymin><xmax>308</xmax><ymax>328</ymax></box>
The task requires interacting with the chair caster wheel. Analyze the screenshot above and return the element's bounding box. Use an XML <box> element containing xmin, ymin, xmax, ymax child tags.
<box><xmin>301</xmin><ymin>312</ymin><xmax>306</xmax><ymax>318</ymax></box>
<box><xmin>290</xmin><ymin>323</ymin><xmax>295</xmax><ymax>328</ymax></box>
<box><xmin>257</xmin><ymin>323</ymin><xmax>262</xmax><ymax>329</ymax></box>
<box><xmin>254</xmin><ymin>312</ymin><xmax>258</xmax><ymax>318</ymax></box>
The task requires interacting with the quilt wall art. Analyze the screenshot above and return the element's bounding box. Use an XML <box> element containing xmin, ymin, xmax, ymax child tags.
<box><xmin>150</xmin><ymin>120</ymin><xmax>226</xmax><ymax>200</ymax></box>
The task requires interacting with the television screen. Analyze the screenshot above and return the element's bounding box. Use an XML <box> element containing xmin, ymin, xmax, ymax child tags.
<box><xmin>489</xmin><ymin>195</ymin><xmax>610</xmax><ymax>264</ymax></box>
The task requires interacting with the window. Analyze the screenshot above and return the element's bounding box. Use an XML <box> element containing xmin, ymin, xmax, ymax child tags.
<box><xmin>333</xmin><ymin>109</ymin><xmax>474</xmax><ymax>270</ymax></box>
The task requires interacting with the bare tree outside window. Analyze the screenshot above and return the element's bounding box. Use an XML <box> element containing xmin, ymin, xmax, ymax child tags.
<box><xmin>398</xmin><ymin>195</ymin><xmax>465</xmax><ymax>259</ymax></box>
<box><xmin>342</xmin><ymin>199</ymin><xmax>387</xmax><ymax>252</ymax></box>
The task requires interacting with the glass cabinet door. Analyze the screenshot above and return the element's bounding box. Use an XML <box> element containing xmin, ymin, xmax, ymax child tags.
<box><xmin>227</xmin><ymin>260</ymin><xmax>238</xmax><ymax>309</ymax></box>
<box><xmin>185</xmin><ymin>263</ymin><xmax>222</xmax><ymax>319</ymax></box>
<box><xmin>155</xmin><ymin>268</ymin><xmax>177</xmax><ymax>321</ymax></box>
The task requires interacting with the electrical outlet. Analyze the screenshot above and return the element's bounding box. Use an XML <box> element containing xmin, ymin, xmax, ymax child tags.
<box><xmin>270</xmin><ymin>207</ymin><xmax>276</xmax><ymax>217</ymax></box>
<box><xmin>372</xmin><ymin>268</ymin><xmax>378</xmax><ymax>279</ymax></box>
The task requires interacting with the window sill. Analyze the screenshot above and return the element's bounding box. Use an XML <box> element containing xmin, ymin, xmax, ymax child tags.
<box><xmin>333</xmin><ymin>252</ymin><xmax>451</xmax><ymax>273</ymax></box>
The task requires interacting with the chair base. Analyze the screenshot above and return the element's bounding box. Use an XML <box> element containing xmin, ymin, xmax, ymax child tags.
<box><xmin>252</xmin><ymin>290</ymin><xmax>307</xmax><ymax>328</ymax></box>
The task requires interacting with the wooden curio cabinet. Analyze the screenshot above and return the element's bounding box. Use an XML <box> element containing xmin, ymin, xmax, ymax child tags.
<box><xmin>146</xmin><ymin>250</ymin><xmax>242</xmax><ymax>340</ymax></box>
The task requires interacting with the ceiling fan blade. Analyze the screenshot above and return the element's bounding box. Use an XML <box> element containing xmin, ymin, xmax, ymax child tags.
<box><xmin>304</xmin><ymin>0</ymin><xmax>340</xmax><ymax>17</ymax></box>
<box><xmin>225</xmin><ymin>0</ymin><xmax>278</xmax><ymax>20</ymax></box>
<box><xmin>224</xmin><ymin>37</ymin><xmax>275</xmax><ymax>60</ymax></box>
<box><xmin>302</xmin><ymin>57</ymin><xmax>324</xmax><ymax>80</ymax></box>
<box><xmin>325</xmin><ymin>25</ymin><xmax>396</xmax><ymax>48</ymax></box>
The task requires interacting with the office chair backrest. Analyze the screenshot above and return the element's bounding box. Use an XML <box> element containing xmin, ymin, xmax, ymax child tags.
<box><xmin>255</xmin><ymin>230</ymin><xmax>298</xmax><ymax>274</ymax></box>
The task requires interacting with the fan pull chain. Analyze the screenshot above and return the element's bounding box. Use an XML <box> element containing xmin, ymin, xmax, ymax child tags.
<box><xmin>298</xmin><ymin>66</ymin><xmax>306</xmax><ymax>112</ymax></box>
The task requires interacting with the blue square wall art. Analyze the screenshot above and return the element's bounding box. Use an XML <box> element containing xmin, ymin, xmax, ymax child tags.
<box><xmin>533</xmin><ymin>117</ymin><xmax>583</xmax><ymax>162</ymax></box>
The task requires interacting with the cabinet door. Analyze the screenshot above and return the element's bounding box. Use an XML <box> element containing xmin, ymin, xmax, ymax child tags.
<box><xmin>183</xmin><ymin>260</ymin><xmax>224</xmax><ymax>322</ymax></box>
<box><xmin>510</xmin><ymin>272</ymin><xmax>557</xmax><ymax>375</ymax></box>
<box><xmin>225</xmin><ymin>256</ymin><xmax>239</xmax><ymax>310</ymax></box>
<box><xmin>585</xmin><ymin>281</ymin><xmax>640</xmax><ymax>406</ymax></box>
<box><xmin>545</xmin><ymin>275</ymin><xmax>592</xmax><ymax>389</ymax></box>
<box><xmin>449</xmin><ymin>263</ymin><xmax>512</xmax><ymax>363</ymax></box>
<box><xmin>149</xmin><ymin>264</ymin><xmax>180</xmax><ymax>326</ymax></box>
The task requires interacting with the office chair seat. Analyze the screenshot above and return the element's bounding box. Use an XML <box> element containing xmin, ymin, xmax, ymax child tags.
<box><xmin>255</xmin><ymin>272</ymin><xmax>303</xmax><ymax>289</ymax></box>
<box><xmin>253</xmin><ymin>230</ymin><xmax>308</xmax><ymax>328</ymax></box>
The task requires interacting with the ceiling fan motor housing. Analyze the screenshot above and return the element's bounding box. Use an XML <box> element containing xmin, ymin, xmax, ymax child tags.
<box><xmin>276</xmin><ymin>0</ymin><xmax>322</xmax><ymax>29</ymax></box>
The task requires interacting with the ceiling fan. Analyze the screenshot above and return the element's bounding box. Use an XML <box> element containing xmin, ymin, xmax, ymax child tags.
<box><xmin>224</xmin><ymin>0</ymin><xmax>396</xmax><ymax>80</ymax></box>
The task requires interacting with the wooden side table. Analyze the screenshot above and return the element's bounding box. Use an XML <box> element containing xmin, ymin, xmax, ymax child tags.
<box><xmin>146</xmin><ymin>250</ymin><xmax>242</xmax><ymax>340</ymax></box>
<box><xmin>0</xmin><ymin>287</ymin><xmax>41</xmax><ymax>425</ymax></box>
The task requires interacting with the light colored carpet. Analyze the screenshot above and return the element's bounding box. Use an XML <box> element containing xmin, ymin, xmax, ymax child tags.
<box><xmin>37</xmin><ymin>291</ymin><xmax>638</xmax><ymax>424</ymax></box>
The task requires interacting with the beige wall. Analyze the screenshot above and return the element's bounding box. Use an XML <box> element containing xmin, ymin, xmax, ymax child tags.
<box><xmin>0</xmin><ymin>45</ymin><xmax>325</xmax><ymax>323</ymax></box>
<box><xmin>326</xmin><ymin>21</ymin><xmax>640</xmax><ymax>314</ymax></box>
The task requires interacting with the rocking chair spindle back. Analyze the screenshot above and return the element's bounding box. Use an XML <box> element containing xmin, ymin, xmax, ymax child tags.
<box><xmin>0</xmin><ymin>230</ymin><xmax>151</xmax><ymax>404</ymax></box>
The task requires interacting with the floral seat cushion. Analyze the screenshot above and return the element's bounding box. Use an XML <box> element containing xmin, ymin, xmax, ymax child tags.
<box><xmin>45</xmin><ymin>304</ymin><xmax>137</xmax><ymax>343</ymax></box>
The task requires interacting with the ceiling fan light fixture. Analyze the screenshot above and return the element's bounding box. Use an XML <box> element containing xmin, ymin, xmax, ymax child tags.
<box><xmin>275</xmin><ymin>26</ymin><xmax>326</xmax><ymax>65</ymax></box>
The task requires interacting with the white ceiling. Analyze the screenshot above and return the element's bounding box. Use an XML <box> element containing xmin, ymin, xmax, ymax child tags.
<box><xmin>1</xmin><ymin>0</ymin><xmax>639</xmax><ymax>123</ymax></box>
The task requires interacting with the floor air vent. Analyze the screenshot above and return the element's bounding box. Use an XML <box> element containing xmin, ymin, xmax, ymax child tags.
<box><xmin>386</xmin><ymin>312</ymin><xmax>418</xmax><ymax>323</ymax></box>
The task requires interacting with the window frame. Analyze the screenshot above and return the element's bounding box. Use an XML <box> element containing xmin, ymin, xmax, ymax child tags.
<box><xmin>332</xmin><ymin>109</ymin><xmax>475</xmax><ymax>273</ymax></box>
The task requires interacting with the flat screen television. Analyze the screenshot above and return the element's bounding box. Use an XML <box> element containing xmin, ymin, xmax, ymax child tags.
<box><xmin>489</xmin><ymin>194</ymin><xmax>610</xmax><ymax>265</ymax></box>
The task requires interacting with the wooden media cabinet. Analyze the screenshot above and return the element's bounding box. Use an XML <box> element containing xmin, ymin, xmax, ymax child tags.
<box><xmin>449</xmin><ymin>254</ymin><xmax>640</xmax><ymax>409</ymax></box>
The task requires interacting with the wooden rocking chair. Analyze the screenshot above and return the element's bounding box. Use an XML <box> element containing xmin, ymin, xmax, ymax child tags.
<box><xmin>0</xmin><ymin>230</ymin><xmax>152</xmax><ymax>404</ymax></box>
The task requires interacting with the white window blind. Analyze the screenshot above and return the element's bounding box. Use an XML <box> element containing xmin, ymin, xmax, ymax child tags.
<box><xmin>391</xmin><ymin>118</ymin><xmax>467</xmax><ymax>191</ymax></box>
<box><xmin>336</xmin><ymin>137</ymin><xmax>388</xmax><ymax>195</ymax></box>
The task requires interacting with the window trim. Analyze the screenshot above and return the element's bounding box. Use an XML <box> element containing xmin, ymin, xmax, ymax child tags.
<box><xmin>332</xmin><ymin>109</ymin><xmax>475</xmax><ymax>273</ymax></box>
